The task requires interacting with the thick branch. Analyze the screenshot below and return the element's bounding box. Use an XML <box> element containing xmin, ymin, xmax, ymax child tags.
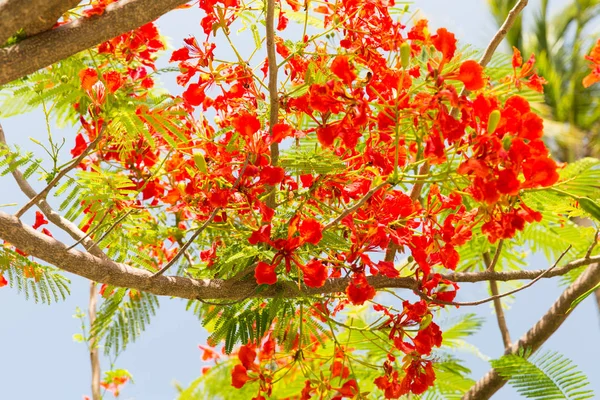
<box><xmin>463</xmin><ymin>261</ymin><xmax>600</xmax><ymax>399</ymax></box>
<box><xmin>266</xmin><ymin>0</ymin><xmax>279</xmax><ymax>208</ymax></box>
<box><xmin>0</xmin><ymin>0</ymin><xmax>189</xmax><ymax>86</ymax></box>
<box><xmin>0</xmin><ymin>0</ymin><xmax>79</xmax><ymax>45</ymax></box>
<box><xmin>1</xmin><ymin>210</ymin><xmax>599</xmax><ymax>301</ymax></box>
<box><xmin>88</xmin><ymin>282</ymin><xmax>101</xmax><ymax>400</ymax></box>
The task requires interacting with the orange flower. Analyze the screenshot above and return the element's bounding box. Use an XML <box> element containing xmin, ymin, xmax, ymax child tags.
<box><xmin>456</xmin><ymin>60</ymin><xmax>485</xmax><ymax>91</ymax></box>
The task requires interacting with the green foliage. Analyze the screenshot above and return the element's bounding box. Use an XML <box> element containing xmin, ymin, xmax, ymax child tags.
<box><xmin>0</xmin><ymin>247</ymin><xmax>70</xmax><ymax>303</ymax></box>
<box><xmin>91</xmin><ymin>288</ymin><xmax>159</xmax><ymax>356</ymax></box>
<box><xmin>0</xmin><ymin>144</ymin><xmax>44</xmax><ymax>180</ymax></box>
<box><xmin>191</xmin><ymin>297</ymin><xmax>299</xmax><ymax>354</ymax></box>
<box><xmin>491</xmin><ymin>349</ymin><xmax>595</xmax><ymax>399</ymax></box>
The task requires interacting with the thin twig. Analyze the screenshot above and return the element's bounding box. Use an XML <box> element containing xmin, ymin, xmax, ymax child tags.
<box><xmin>486</xmin><ymin>240</ymin><xmax>504</xmax><ymax>271</ymax></box>
<box><xmin>323</xmin><ymin>181</ymin><xmax>389</xmax><ymax>231</ymax></box>
<box><xmin>151</xmin><ymin>156</ymin><xmax>250</xmax><ymax>278</ymax></box>
<box><xmin>585</xmin><ymin>228</ymin><xmax>599</xmax><ymax>259</ymax></box>
<box><xmin>15</xmin><ymin>125</ymin><xmax>105</xmax><ymax>218</ymax></box>
<box><xmin>483</xmin><ymin>244</ymin><xmax>511</xmax><ymax>349</ymax></box>
<box><xmin>424</xmin><ymin>246</ymin><xmax>572</xmax><ymax>307</ymax></box>
<box><xmin>479</xmin><ymin>0</ymin><xmax>528</xmax><ymax>68</ymax></box>
<box><xmin>84</xmin><ymin>209</ymin><xmax>135</xmax><ymax>251</ymax></box>
<box><xmin>0</xmin><ymin>122</ymin><xmax>108</xmax><ymax>260</ymax></box>
<box><xmin>385</xmin><ymin>162</ymin><xmax>429</xmax><ymax>262</ymax></box>
<box><xmin>65</xmin><ymin>207</ymin><xmax>113</xmax><ymax>251</ymax></box>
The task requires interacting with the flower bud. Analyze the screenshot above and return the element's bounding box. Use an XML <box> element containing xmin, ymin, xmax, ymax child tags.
<box><xmin>487</xmin><ymin>109</ymin><xmax>501</xmax><ymax>133</ymax></box>
<box><xmin>400</xmin><ymin>42</ymin><xmax>411</xmax><ymax>69</ymax></box>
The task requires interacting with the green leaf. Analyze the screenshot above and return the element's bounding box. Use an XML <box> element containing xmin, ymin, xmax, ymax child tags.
<box><xmin>491</xmin><ymin>350</ymin><xmax>594</xmax><ymax>399</ymax></box>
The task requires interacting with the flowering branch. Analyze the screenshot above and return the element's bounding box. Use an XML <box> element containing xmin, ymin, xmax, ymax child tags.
<box><xmin>0</xmin><ymin>0</ymin><xmax>189</xmax><ymax>86</ymax></box>
<box><xmin>0</xmin><ymin>208</ymin><xmax>597</xmax><ymax>302</ymax></box>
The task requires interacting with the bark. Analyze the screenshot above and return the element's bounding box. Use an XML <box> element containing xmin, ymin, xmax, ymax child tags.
<box><xmin>463</xmin><ymin>261</ymin><xmax>600</xmax><ymax>399</ymax></box>
<box><xmin>0</xmin><ymin>0</ymin><xmax>79</xmax><ymax>45</ymax></box>
<box><xmin>0</xmin><ymin>0</ymin><xmax>189</xmax><ymax>86</ymax></box>
<box><xmin>1</xmin><ymin>210</ymin><xmax>599</xmax><ymax>301</ymax></box>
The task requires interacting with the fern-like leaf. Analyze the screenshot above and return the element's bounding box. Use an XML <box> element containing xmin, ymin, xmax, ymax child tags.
<box><xmin>491</xmin><ymin>350</ymin><xmax>594</xmax><ymax>400</ymax></box>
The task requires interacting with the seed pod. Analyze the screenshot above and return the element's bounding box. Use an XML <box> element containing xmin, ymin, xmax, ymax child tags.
<box><xmin>577</xmin><ymin>197</ymin><xmax>600</xmax><ymax>221</ymax></box>
<box><xmin>400</xmin><ymin>42</ymin><xmax>411</xmax><ymax>69</ymax></box>
<box><xmin>487</xmin><ymin>109</ymin><xmax>501</xmax><ymax>133</ymax></box>
<box><xmin>193</xmin><ymin>152</ymin><xmax>207</xmax><ymax>174</ymax></box>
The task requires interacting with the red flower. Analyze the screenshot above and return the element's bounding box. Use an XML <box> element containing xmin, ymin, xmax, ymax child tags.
<box><xmin>277</xmin><ymin>11</ymin><xmax>288</xmax><ymax>31</ymax></box>
<box><xmin>338</xmin><ymin>379</ymin><xmax>358</xmax><ymax>397</ymax></box>
<box><xmin>0</xmin><ymin>274</ymin><xmax>7</xmax><ymax>288</ymax></box>
<box><xmin>375</xmin><ymin>260</ymin><xmax>399</xmax><ymax>278</ymax></box>
<box><xmin>198</xmin><ymin>345</ymin><xmax>220</xmax><ymax>361</ymax></box>
<box><xmin>331</xmin><ymin>55</ymin><xmax>357</xmax><ymax>85</ymax></box>
<box><xmin>301</xmin><ymin>259</ymin><xmax>328</xmax><ymax>288</ymax></box>
<box><xmin>346</xmin><ymin>273</ymin><xmax>376</xmax><ymax>305</ymax></box>
<box><xmin>79</xmin><ymin>68</ymin><xmax>98</xmax><ymax>91</ymax></box>
<box><xmin>456</xmin><ymin>60</ymin><xmax>485</xmax><ymax>91</ymax></box>
<box><xmin>298</xmin><ymin>218</ymin><xmax>323</xmax><ymax>245</ymax></box>
<box><xmin>523</xmin><ymin>157</ymin><xmax>559</xmax><ymax>187</ymax></box>
<box><xmin>182</xmin><ymin>83</ymin><xmax>206</xmax><ymax>106</ymax></box>
<box><xmin>413</xmin><ymin>323</ymin><xmax>443</xmax><ymax>355</ymax></box>
<box><xmin>255</xmin><ymin>261</ymin><xmax>277</xmax><ymax>285</ymax></box>
<box><xmin>32</xmin><ymin>211</ymin><xmax>48</xmax><ymax>229</ymax></box>
<box><xmin>102</xmin><ymin>70</ymin><xmax>124</xmax><ymax>93</ymax></box>
<box><xmin>231</xmin><ymin>364</ymin><xmax>249</xmax><ymax>388</ymax></box>
<box><xmin>400</xmin><ymin>359</ymin><xmax>436</xmax><ymax>395</ymax></box>
<box><xmin>233</xmin><ymin>113</ymin><xmax>261</xmax><ymax>138</ymax></box>
<box><xmin>71</xmin><ymin>133</ymin><xmax>88</xmax><ymax>158</ymax></box>
<box><xmin>272</xmin><ymin>123</ymin><xmax>293</xmax><ymax>143</ymax></box>
<box><xmin>432</xmin><ymin>28</ymin><xmax>456</xmax><ymax>64</ymax></box>
<box><xmin>259</xmin><ymin>165</ymin><xmax>285</xmax><ymax>185</ymax></box>
<box><xmin>238</xmin><ymin>345</ymin><xmax>257</xmax><ymax>369</ymax></box>
<box><xmin>512</xmin><ymin>46</ymin><xmax>523</xmax><ymax>69</ymax></box>
<box><xmin>496</xmin><ymin>169</ymin><xmax>520</xmax><ymax>195</ymax></box>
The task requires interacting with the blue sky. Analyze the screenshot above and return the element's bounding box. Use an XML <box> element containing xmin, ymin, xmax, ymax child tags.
<box><xmin>1</xmin><ymin>1</ymin><xmax>598</xmax><ymax>399</ymax></box>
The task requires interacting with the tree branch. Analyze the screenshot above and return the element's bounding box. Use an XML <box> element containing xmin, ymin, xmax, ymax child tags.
<box><xmin>463</xmin><ymin>261</ymin><xmax>600</xmax><ymax>399</ymax></box>
<box><xmin>15</xmin><ymin>124</ymin><xmax>105</xmax><ymax>218</ymax></box>
<box><xmin>1</xmin><ymin>209</ymin><xmax>598</xmax><ymax>301</ymax></box>
<box><xmin>484</xmin><ymin>243</ymin><xmax>512</xmax><ymax>349</ymax></box>
<box><xmin>0</xmin><ymin>0</ymin><xmax>189</xmax><ymax>86</ymax></box>
<box><xmin>88</xmin><ymin>282</ymin><xmax>101</xmax><ymax>400</ymax></box>
<box><xmin>0</xmin><ymin>122</ymin><xmax>108</xmax><ymax>260</ymax></box>
<box><xmin>478</xmin><ymin>0</ymin><xmax>529</xmax><ymax>68</ymax></box>
<box><xmin>0</xmin><ymin>0</ymin><xmax>80</xmax><ymax>45</ymax></box>
<box><xmin>266</xmin><ymin>0</ymin><xmax>279</xmax><ymax>209</ymax></box>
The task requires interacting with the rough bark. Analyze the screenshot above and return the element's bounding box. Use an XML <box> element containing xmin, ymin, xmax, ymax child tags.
<box><xmin>0</xmin><ymin>0</ymin><xmax>80</xmax><ymax>45</ymax></box>
<box><xmin>1</xmin><ymin>210</ymin><xmax>599</xmax><ymax>301</ymax></box>
<box><xmin>463</xmin><ymin>262</ymin><xmax>600</xmax><ymax>399</ymax></box>
<box><xmin>0</xmin><ymin>0</ymin><xmax>189</xmax><ymax>86</ymax></box>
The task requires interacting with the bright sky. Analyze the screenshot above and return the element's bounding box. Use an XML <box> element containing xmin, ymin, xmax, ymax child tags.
<box><xmin>1</xmin><ymin>1</ymin><xmax>598</xmax><ymax>399</ymax></box>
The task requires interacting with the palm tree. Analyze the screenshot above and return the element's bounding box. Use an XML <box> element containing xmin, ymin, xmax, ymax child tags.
<box><xmin>487</xmin><ymin>0</ymin><xmax>600</xmax><ymax>310</ymax></box>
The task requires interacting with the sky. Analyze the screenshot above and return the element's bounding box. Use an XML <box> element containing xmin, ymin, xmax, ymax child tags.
<box><xmin>1</xmin><ymin>1</ymin><xmax>599</xmax><ymax>399</ymax></box>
